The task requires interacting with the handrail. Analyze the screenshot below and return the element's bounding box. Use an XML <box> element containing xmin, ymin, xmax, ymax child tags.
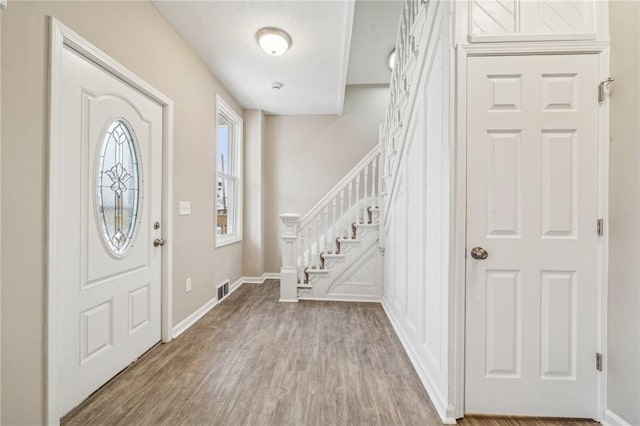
<box><xmin>299</xmin><ymin>145</ymin><xmax>380</xmax><ymax>229</ymax></box>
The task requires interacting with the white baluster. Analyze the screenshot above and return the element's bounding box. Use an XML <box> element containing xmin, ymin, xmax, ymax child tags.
<box><xmin>399</xmin><ymin>24</ymin><xmax>404</xmax><ymax>66</ymax></box>
<box><xmin>364</xmin><ymin>163</ymin><xmax>369</xmax><ymax>222</ymax></box>
<box><xmin>347</xmin><ymin>181</ymin><xmax>353</xmax><ymax>239</ymax></box>
<box><xmin>308</xmin><ymin>225</ymin><xmax>314</xmax><ymax>269</ymax></box>
<box><xmin>332</xmin><ymin>198</ymin><xmax>337</xmax><ymax>251</ymax></box>
<box><xmin>315</xmin><ymin>216</ymin><xmax>321</xmax><ymax>266</ymax></box>
<box><xmin>339</xmin><ymin>190</ymin><xmax>345</xmax><ymax>242</ymax></box>
<box><xmin>323</xmin><ymin>206</ymin><xmax>329</xmax><ymax>253</ymax></box>
<box><xmin>372</xmin><ymin>156</ymin><xmax>378</xmax><ymax>206</ymax></box>
<box><xmin>355</xmin><ymin>172</ymin><xmax>361</xmax><ymax>227</ymax></box>
<box><xmin>298</xmin><ymin>229</ymin><xmax>307</xmax><ymax>284</ymax></box>
<box><xmin>410</xmin><ymin>0</ymin><xmax>415</xmax><ymax>23</ymax></box>
<box><xmin>318</xmin><ymin>212</ymin><xmax>323</xmax><ymax>254</ymax></box>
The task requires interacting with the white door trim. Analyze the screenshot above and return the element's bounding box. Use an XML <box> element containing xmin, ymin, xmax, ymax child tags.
<box><xmin>47</xmin><ymin>17</ymin><xmax>174</xmax><ymax>425</ymax></box>
<box><xmin>452</xmin><ymin>40</ymin><xmax>609</xmax><ymax>421</ymax></box>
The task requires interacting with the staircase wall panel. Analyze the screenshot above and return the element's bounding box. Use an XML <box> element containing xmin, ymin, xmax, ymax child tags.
<box><xmin>470</xmin><ymin>0</ymin><xmax>594</xmax><ymax>38</ymax></box>
<box><xmin>381</xmin><ymin>3</ymin><xmax>453</xmax><ymax>422</ymax></box>
<box><xmin>326</xmin><ymin>243</ymin><xmax>383</xmax><ymax>300</ymax></box>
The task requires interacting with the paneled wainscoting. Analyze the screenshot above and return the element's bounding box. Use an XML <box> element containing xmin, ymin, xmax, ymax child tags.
<box><xmin>62</xmin><ymin>280</ymin><xmax>598</xmax><ymax>425</ymax></box>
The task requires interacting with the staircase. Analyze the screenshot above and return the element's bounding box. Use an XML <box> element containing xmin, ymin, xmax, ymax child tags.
<box><xmin>279</xmin><ymin>146</ymin><xmax>383</xmax><ymax>302</ymax></box>
<box><xmin>278</xmin><ymin>0</ymin><xmax>430</xmax><ymax>303</ymax></box>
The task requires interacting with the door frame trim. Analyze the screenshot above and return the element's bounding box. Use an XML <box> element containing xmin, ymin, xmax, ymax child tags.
<box><xmin>452</xmin><ymin>41</ymin><xmax>610</xmax><ymax>421</ymax></box>
<box><xmin>46</xmin><ymin>17</ymin><xmax>174</xmax><ymax>424</ymax></box>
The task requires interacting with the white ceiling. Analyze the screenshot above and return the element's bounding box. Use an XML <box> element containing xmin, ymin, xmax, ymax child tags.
<box><xmin>153</xmin><ymin>0</ymin><xmax>400</xmax><ymax>115</ymax></box>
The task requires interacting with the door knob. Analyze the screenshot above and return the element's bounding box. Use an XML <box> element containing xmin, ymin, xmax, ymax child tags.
<box><xmin>153</xmin><ymin>238</ymin><xmax>165</xmax><ymax>247</ymax></box>
<box><xmin>470</xmin><ymin>246</ymin><xmax>488</xmax><ymax>260</ymax></box>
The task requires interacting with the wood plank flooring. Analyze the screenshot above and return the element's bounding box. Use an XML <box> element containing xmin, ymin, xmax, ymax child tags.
<box><xmin>62</xmin><ymin>280</ymin><xmax>597</xmax><ymax>426</ymax></box>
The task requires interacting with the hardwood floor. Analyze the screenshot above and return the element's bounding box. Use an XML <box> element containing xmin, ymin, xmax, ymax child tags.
<box><xmin>62</xmin><ymin>280</ymin><xmax>597</xmax><ymax>426</ymax></box>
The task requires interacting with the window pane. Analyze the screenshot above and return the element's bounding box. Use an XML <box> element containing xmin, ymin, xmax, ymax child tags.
<box><xmin>216</xmin><ymin>176</ymin><xmax>235</xmax><ymax>236</ymax></box>
<box><xmin>97</xmin><ymin>120</ymin><xmax>140</xmax><ymax>256</ymax></box>
<box><xmin>217</xmin><ymin>115</ymin><xmax>232</xmax><ymax>174</ymax></box>
<box><xmin>215</xmin><ymin>104</ymin><xmax>241</xmax><ymax>245</ymax></box>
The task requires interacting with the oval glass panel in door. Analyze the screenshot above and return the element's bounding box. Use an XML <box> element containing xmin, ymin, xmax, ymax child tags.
<box><xmin>97</xmin><ymin>120</ymin><xmax>141</xmax><ymax>257</ymax></box>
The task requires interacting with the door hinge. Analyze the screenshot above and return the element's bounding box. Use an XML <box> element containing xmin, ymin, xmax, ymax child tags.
<box><xmin>597</xmin><ymin>219</ymin><xmax>604</xmax><ymax>237</ymax></box>
<box><xmin>596</xmin><ymin>353</ymin><xmax>603</xmax><ymax>371</ymax></box>
<box><xmin>598</xmin><ymin>77</ymin><xmax>615</xmax><ymax>102</ymax></box>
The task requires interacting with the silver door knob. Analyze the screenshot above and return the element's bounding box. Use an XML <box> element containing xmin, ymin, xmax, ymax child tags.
<box><xmin>470</xmin><ymin>246</ymin><xmax>488</xmax><ymax>260</ymax></box>
<box><xmin>153</xmin><ymin>238</ymin><xmax>165</xmax><ymax>247</ymax></box>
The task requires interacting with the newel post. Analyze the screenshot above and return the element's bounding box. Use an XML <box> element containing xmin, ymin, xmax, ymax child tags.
<box><xmin>279</xmin><ymin>213</ymin><xmax>301</xmax><ymax>302</ymax></box>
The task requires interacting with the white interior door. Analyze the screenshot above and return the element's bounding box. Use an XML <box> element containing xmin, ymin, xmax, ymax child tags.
<box><xmin>465</xmin><ymin>54</ymin><xmax>600</xmax><ymax>417</ymax></box>
<box><xmin>55</xmin><ymin>45</ymin><xmax>163</xmax><ymax>416</ymax></box>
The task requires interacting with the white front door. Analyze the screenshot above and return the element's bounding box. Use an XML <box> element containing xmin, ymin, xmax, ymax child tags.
<box><xmin>465</xmin><ymin>54</ymin><xmax>600</xmax><ymax>417</ymax></box>
<box><xmin>55</xmin><ymin>44</ymin><xmax>163</xmax><ymax>416</ymax></box>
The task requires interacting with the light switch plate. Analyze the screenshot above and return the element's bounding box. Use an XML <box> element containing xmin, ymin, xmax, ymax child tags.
<box><xmin>186</xmin><ymin>277</ymin><xmax>192</xmax><ymax>293</ymax></box>
<box><xmin>179</xmin><ymin>201</ymin><xmax>191</xmax><ymax>215</ymax></box>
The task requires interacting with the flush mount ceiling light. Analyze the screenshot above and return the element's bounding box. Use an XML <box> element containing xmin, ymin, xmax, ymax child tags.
<box><xmin>256</xmin><ymin>27</ymin><xmax>292</xmax><ymax>56</ymax></box>
<box><xmin>388</xmin><ymin>49</ymin><xmax>397</xmax><ymax>71</ymax></box>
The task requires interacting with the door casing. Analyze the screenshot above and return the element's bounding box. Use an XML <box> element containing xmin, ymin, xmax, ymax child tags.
<box><xmin>452</xmin><ymin>41</ymin><xmax>610</xmax><ymax>421</ymax></box>
<box><xmin>46</xmin><ymin>17</ymin><xmax>174</xmax><ymax>425</ymax></box>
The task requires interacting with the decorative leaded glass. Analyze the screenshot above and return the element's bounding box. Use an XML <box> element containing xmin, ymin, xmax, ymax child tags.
<box><xmin>97</xmin><ymin>120</ymin><xmax>141</xmax><ymax>256</ymax></box>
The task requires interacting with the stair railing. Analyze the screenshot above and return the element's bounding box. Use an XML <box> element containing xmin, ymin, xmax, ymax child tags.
<box><xmin>279</xmin><ymin>146</ymin><xmax>381</xmax><ymax>301</ymax></box>
<box><xmin>380</xmin><ymin>0</ymin><xmax>430</xmax><ymax>228</ymax></box>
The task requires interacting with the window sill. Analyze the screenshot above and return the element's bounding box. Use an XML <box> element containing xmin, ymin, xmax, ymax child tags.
<box><xmin>215</xmin><ymin>234</ymin><xmax>242</xmax><ymax>249</ymax></box>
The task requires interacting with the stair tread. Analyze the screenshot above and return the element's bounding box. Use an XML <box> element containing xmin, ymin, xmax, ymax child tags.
<box><xmin>354</xmin><ymin>223</ymin><xmax>377</xmax><ymax>228</ymax></box>
<box><xmin>337</xmin><ymin>238</ymin><xmax>363</xmax><ymax>243</ymax></box>
<box><xmin>321</xmin><ymin>253</ymin><xmax>345</xmax><ymax>259</ymax></box>
<box><xmin>297</xmin><ymin>284</ymin><xmax>313</xmax><ymax>289</ymax></box>
<box><xmin>305</xmin><ymin>268</ymin><xmax>329</xmax><ymax>274</ymax></box>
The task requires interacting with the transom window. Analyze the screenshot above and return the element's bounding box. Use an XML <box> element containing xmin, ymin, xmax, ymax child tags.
<box><xmin>215</xmin><ymin>96</ymin><xmax>243</xmax><ymax>247</ymax></box>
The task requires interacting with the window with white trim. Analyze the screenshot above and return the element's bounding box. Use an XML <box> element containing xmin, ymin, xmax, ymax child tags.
<box><xmin>215</xmin><ymin>96</ymin><xmax>243</xmax><ymax>247</ymax></box>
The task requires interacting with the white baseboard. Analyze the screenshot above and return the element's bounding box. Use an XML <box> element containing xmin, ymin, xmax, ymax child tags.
<box><xmin>173</xmin><ymin>274</ymin><xmax>280</xmax><ymax>339</ymax></box>
<box><xmin>230</xmin><ymin>276</ymin><xmax>248</xmax><ymax>290</ymax></box>
<box><xmin>381</xmin><ymin>299</ymin><xmax>455</xmax><ymax>424</ymax></box>
<box><xmin>603</xmin><ymin>409</ymin><xmax>632</xmax><ymax>426</ymax></box>
<box><xmin>445</xmin><ymin>405</ymin><xmax>458</xmax><ymax>425</ymax></box>
<box><xmin>172</xmin><ymin>296</ymin><xmax>217</xmax><ymax>339</ymax></box>
<box><xmin>263</xmin><ymin>272</ymin><xmax>281</xmax><ymax>280</ymax></box>
<box><xmin>234</xmin><ymin>273</ymin><xmax>280</xmax><ymax>286</ymax></box>
<box><xmin>299</xmin><ymin>296</ymin><xmax>381</xmax><ymax>303</ymax></box>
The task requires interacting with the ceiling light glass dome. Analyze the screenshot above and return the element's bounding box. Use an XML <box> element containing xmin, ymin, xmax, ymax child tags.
<box><xmin>256</xmin><ymin>27</ymin><xmax>292</xmax><ymax>56</ymax></box>
<box><xmin>388</xmin><ymin>49</ymin><xmax>396</xmax><ymax>71</ymax></box>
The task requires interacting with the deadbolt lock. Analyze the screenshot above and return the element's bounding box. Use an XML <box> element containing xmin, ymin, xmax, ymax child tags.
<box><xmin>153</xmin><ymin>221</ymin><xmax>160</xmax><ymax>230</ymax></box>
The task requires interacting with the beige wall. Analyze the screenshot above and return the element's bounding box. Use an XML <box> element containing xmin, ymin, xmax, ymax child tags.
<box><xmin>243</xmin><ymin>110</ymin><xmax>266</xmax><ymax>277</ymax></box>
<box><xmin>264</xmin><ymin>85</ymin><xmax>388</xmax><ymax>272</ymax></box>
<box><xmin>608</xmin><ymin>2</ymin><xmax>640</xmax><ymax>424</ymax></box>
<box><xmin>1</xmin><ymin>2</ymin><xmax>243</xmax><ymax>424</ymax></box>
